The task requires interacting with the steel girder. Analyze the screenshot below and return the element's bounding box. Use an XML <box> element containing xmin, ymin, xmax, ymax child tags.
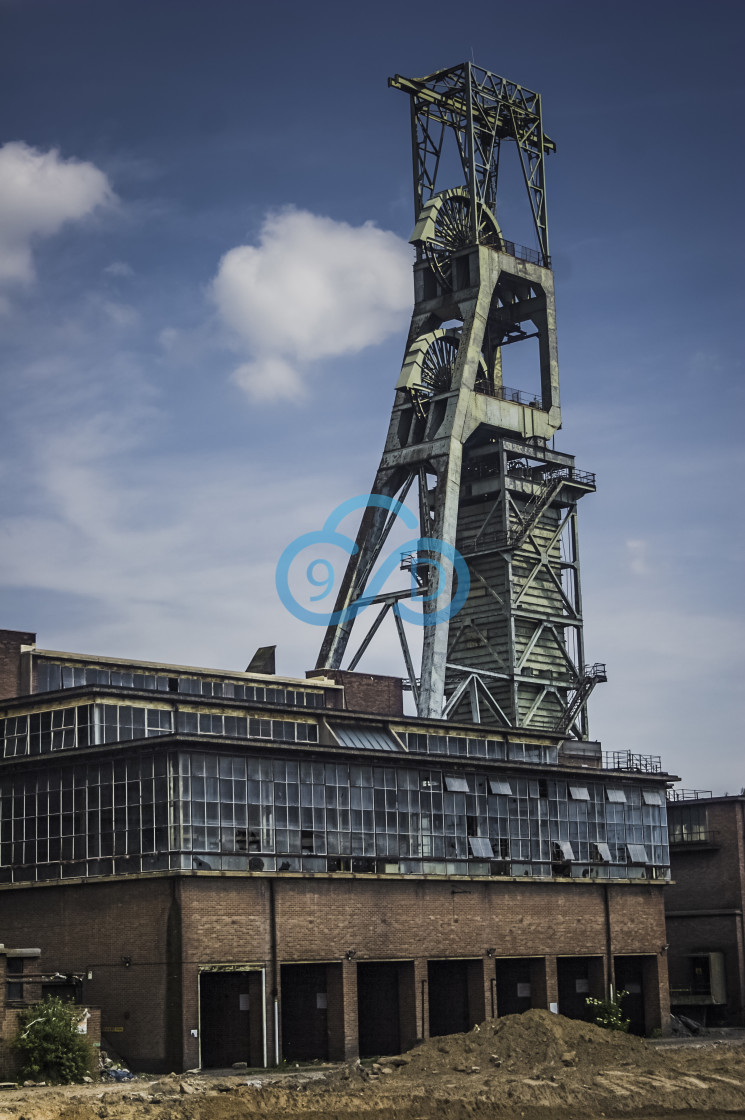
<box><xmin>389</xmin><ymin>63</ymin><xmax>554</xmax><ymax>263</ymax></box>
<box><xmin>314</xmin><ymin>63</ymin><xmax>604</xmax><ymax>733</ymax></box>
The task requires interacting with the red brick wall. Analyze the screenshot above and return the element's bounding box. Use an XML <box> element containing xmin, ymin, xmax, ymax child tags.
<box><xmin>665</xmin><ymin>798</ymin><xmax>745</xmax><ymax>1024</ymax></box>
<box><xmin>306</xmin><ymin>670</ymin><xmax>404</xmax><ymax>716</ymax></box>
<box><xmin>0</xmin><ymin>873</ymin><xmax>670</xmax><ymax>1070</ymax></box>
<box><xmin>667</xmin><ymin>800</ymin><xmax>745</xmax><ymax>913</ymax></box>
<box><xmin>175</xmin><ymin>876</ymin><xmax>665</xmax><ymax>1064</ymax></box>
<box><xmin>0</xmin><ymin>878</ymin><xmax>176</xmax><ymax>1071</ymax></box>
<box><xmin>0</xmin><ymin>1006</ymin><xmax>23</xmax><ymax>1077</ymax></box>
<box><xmin>0</xmin><ymin>999</ymin><xmax>101</xmax><ymax>1079</ymax></box>
<box><xmin>0</xmin><ymin>629</ymin><xmax>35</xmax><ymax>701</ymax></box>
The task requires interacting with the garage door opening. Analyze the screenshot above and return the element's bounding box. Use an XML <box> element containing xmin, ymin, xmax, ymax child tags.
<box><xmin>557</xmin><ymin>956</ymin><xmax>604</xmax><ymax>1021</ymax></box>
<box><xmin>495</xmin><ymin>957</ymin><xmax>542</xmax><ymax>1016</ymax></box>
<box><xmin>357</xmin><ymin>962</ymin><xmax>401</xmax><ymax>1057</ymax></box>
<box><xmin>281</xmin><ymin>964</ymin><xmax>329</xmax><ymax>1062</ymax></box>
<box><xmin>614</xmin><ymin>955</ymin><xmax>648</xmax><ymax>1035</ymax></box>
<box><xmin>428</xmin><ymin>959</ymin><xmax>484</xmax><ymax>1037</ymax></box>
<box><xmin>199</xmin><ymin>969</ymin><xmax>264</xmax><ymax>1068</ymax></box>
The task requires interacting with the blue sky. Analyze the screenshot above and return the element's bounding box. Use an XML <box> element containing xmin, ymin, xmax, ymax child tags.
<box><xmin>0</xmin><ymin>0</ymin><xmax>743</xmax><ymax>792</ymax></box>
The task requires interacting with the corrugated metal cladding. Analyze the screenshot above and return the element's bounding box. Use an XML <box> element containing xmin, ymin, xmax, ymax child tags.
<box><xmin>332</xmin><ymin>725</ymin><xmax>399</xmax><ymax>752</ymax></box>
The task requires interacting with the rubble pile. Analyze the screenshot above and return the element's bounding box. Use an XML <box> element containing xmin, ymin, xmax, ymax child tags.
<box><xmin>0</xmin><ymin>1010</ymin><xmax>744</xmax><ymax>1119</ymax></box>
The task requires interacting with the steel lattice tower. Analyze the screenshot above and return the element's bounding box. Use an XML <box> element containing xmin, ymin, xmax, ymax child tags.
<box><xmin>316</xmin><ymin>63</ymin><xmax>605</xmax><ymax>737</ymax></box>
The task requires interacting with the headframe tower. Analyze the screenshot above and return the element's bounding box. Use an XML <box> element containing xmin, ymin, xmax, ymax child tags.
<box><xmin>316</xmin><ymin>63</ymin><xmax>605</xmax><ymax>737</ymax></box>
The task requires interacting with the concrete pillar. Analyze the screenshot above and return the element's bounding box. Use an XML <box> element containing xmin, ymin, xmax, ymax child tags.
<box><xmin>588</xmin><ymin>956</ymin><xmax>606</xmax><ymax>1003</ymax></box>
<box><xmin>414</xmin><ymin>958</ymin><xmax>429</xmax><ymax>1042</ymax></box>
<box><xmin>397</xmin><ymin>961</ymin><xmax>419</xmax><ymax>1052</ymax></box>
<box><xmin>484</xmin><ymin>954</ymin><xmax>497</xmax><ymax>1018</ymax></box>
<box><xmin>466</xmin><ymin>958</ymin><xmax>486</xmax><ymax>1026</ymax></box>
<box><xmin>545</xmin><ymin>955</ymin><xmax>558</xmax><ymax>1010</ymax></box>
<box><xmin>327</xmin><ymin>959</ymin><xmax>358</xmax><ymax>1061</ymax></box>
<box><xmin>643</xmin><ymin>954</ymin><xmax>668</xmax><ymax>1035</ymax></box>
<box><xmin>270</xmin><ymin>965</ymin><xmax>281</xmax><ymax>1066</ymax></box>
<box><xmin>529</xmin><ymin>956</ymin><xmax>557</xmax><ymax>1009</ymax></box>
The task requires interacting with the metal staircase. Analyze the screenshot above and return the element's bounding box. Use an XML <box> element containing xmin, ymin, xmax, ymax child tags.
<box><xmin>553</xmin><ymin>663</ymin><xmax>608</xmax><ymax>735</ymax></box>
<box><xmin>509</xmin><ymin>472</ymin><xmax>566</xmax><ymax>550</ymax></box>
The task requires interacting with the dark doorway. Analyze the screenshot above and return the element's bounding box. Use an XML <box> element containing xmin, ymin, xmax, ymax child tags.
<box><xmin>495</xmin><ymin>958</ymin><xmax>534</xmax><ymax>1016</ymax></box>
<box><xmin>281</xmin><ymin>964</ymin><xmax>329</xmax><ymax>1061</ymax></box>
<box><xmin>614</xmin><ymin>956</ymin><xmax>646</xmax><ymax>1035</ymax></box>
<box><xmin>200</xmin><ymin>970</ymin><xmax>263</xmax><ymax>1068</ymax></box>
<box><xmin>428</xmin><ymin>959</ymin><xmax>471</xmax><ymax>1037</ymax></box>
<box><xmin>557</xmin><ymin>957</ymin><xmax>603</xmax><ymax>1021</ymax></box>
<box><xmin>41</xmin><ymin>981</ymin><xmax>80</xmax><ymax>1003</ymax></box>
<box><xmin>357</xmin><ymin>962</ymin><xmax>400</xmax><ymax>1057</ymax></box>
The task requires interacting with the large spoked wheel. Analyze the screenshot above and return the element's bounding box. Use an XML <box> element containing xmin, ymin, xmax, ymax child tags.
<box><xmin>420</xmin><ymin>333</ymin><xmax>459</xmax><ymax>394</ymax></box>
<box><xmin>403</xmin><ymin>329</ymin><xmax>488</xmax><ymax>418</ymax></box>
<box><xmin>418</xmin><ymin>188</ymin><xmax>502</xmax><ymax>290</ymax></box>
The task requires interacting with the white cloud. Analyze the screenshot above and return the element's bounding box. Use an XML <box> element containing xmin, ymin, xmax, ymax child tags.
<box><xmin>103</xmin><ymin>260</ymin><xmax>133</xmax><ymax>278</ymax></box>
<box><xmin>625</xmin><ymin>538</ymin><xmax>649</xmax><ymax>576</ymax></box>
<box><xmin>0</xmin><ymin>141</ymin><xmax>114</xmax><ymax>285</ymax></box>
<box><xmin>231</xmin><ymin>356</ymin><xmax>306</xmax><ymax>402</ymax></box>
<box><xmin>211</xmin><ymin>208</ymin><xmax>411</xmax><ymax>401</ymax></box>
<box><xmin>100</xmin><ymin>300</ymin><xmax>139</xmax><ymax>328</ymax></box>
<box><xmin>158</xmin><ymin>327</ymin><xmax>180</xmax><ymax>351</ymax></box>
<box><xmin>0</xmin><ymin>416</ymin><xmax>355</xmax><ymax>675</ymax></box>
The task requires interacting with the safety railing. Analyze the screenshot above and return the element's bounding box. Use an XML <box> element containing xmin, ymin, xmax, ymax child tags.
<box><xmin>482</xmin><ymin>233</ymin><xmax>550</xmax><ymax>268</ymax></box>
<box><xmin>507</xmin><ymin>463</ymin><xmax>597</xmax><ymax>486</ymax></box>
<box><xmin>667</xmin><ymin>789</ymin><xmax>713</xmax><ymax>801</ymax></box>
<box><xmin>603</xmin><ymin>751</ymin><xmax>662</xmax><ymax>774</ymax></box>
<box><xmin>474</xmin><ymin>381</ymin><xmax>544</xmax><ymax>408</ymax></box>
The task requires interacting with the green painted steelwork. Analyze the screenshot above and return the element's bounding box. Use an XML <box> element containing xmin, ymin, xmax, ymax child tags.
<box><xmin>316</xmin><ymin>63</ymin><xmax>605</xmax><ymax>738</ymax></box>
<box><xmin>390</xmin><ymin>62</ymin><xmax>554</xmax><ymax>262</ymax></box>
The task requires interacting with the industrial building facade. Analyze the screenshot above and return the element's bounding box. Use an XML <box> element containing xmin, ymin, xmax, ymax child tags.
<box><xmin>0</xmin><ymin>61</ymin><xmax>680</xmax><ymax>1071</ymax></box>
<box><xmin>665</xmin><ymin>793</ymin><xmax>745</xmax><ymax>1026</ymax></box>
<box><xmin>0</xmin><ymin>631</ymin><xmax>673</xmax><ymax>1069</ymax></box>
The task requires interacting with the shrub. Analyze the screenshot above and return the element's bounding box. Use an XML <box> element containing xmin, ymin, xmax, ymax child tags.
<box><xmin>13</xmin><ymin>997</ymin><xmax>94</xmax><ymax>1084</ymax></box>
<box><xmin>585</xmin><ymin>989</ymin><xmax>630</xmax><ymax>1032</ymax></box>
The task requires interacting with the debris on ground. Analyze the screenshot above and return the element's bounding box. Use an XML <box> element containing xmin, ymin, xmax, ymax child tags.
<box><xmin>0</xmin><ymin>1010</ymin><xmax>744</xmax><ymax>1119</ymax></box>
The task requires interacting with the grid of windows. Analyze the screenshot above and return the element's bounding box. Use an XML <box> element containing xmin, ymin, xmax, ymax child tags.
<box><xmin>1</xmin><ymin>705</ymin><xmax>172</xmax><ymax>758</ymax></box>
<box><xmin>403</xmin><ymin>731</ymin><xmax>557</xmax><ymax>764</ymax></box>
<box><xmin>36</xmin><ymin>661</ymin><xmax>325</xmax><ymax>709</ymax></box>
<box><xmin>170</xmin><ymin>753</ymin><xmax>669</xmax><ymax>878</ymax></box>
<box><xmin>668</xmin><ymin>805</ymin><xmax>708</xmax><ymax>843</ymax></box>
<box><xmin>0</xmin><ymin>754</ymin><xmax>170</xmax><ymax>881</ymax></box>
<box><xmin>175</xmin><ymin>711</ymin><xmax>317</xmax><ymax>744</ymax></box>
<box><xmin>1</xmin><ymin>705</ymin><xmax>319</xmax><ymax>758</ymax></box>
<box><xmin>5</xmin><ymin>956</ymin><xmax>24</xmax><ymax>1001</ymax></box>
<box><xmin>0</xmin><ymin>748</ymin><xmax>670</xmax><ymax>883</ymax></box>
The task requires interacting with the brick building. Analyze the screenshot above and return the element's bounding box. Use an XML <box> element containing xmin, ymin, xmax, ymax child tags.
<box><xmin>0</xmin><ymin>628</ymin><xmax>677</xmax><ymax>1070</ymax></box>
<box><xmin>0</xmin><ymin>942</ymin><xmax>42</xmax><ymax>1076</ymax></box>
<box><xmin>0</xmin><ymin>940</ymin><xmax>102</xmax><ymax>1077</ymax></box>
<box><xmin>665</xmin><ymin>793</ymin><xmax>745</xmax><ymax>1026</ymax></box>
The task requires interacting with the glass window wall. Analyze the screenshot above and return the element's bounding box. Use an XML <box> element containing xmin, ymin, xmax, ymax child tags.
<box><xmin>0</xmin><ymin>748</ymin><xmax>670</xmax><ymax>883</ymax></box>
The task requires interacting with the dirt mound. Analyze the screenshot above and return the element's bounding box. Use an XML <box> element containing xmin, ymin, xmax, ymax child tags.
<box><xmin>398</xmin><ymin>1008</ymin><xmax>647</xmax><ymax>1077</ymax></box>
<box><xmin>3</xmin><ymin>1015</ymin><xmax>745</xmax><ymax>1120</ymax></box>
